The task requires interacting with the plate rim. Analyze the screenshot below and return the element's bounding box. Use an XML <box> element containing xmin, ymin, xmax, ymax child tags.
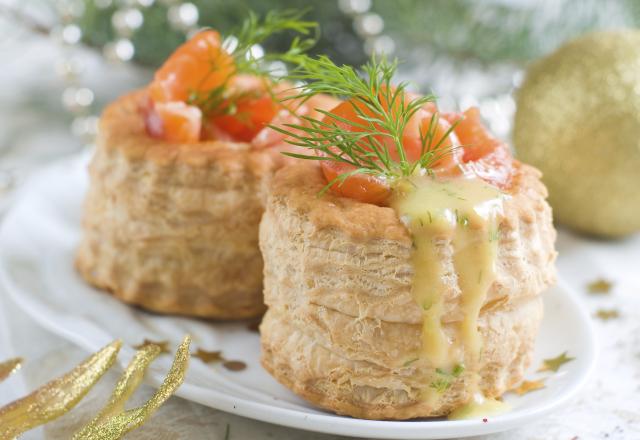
<box><xmin>0</xmin><ymin>156</ymin><xmax>597</xmax><ymax>439</ymax></box>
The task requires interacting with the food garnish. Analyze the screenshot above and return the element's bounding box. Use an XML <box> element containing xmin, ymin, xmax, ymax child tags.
<box><xmin>274</xmin><ymin>55</ymin><xmax>513</xmax><ymax>204</ymax></box>
<box><xmin>429</xmin><ymin>364</ymin><xmax>465</xmax><ymax>393</ymax></box>
<box><xmin>145</xmin><ymin>10</ymin><xmax>316</xmax><ymax>143</ymax></box>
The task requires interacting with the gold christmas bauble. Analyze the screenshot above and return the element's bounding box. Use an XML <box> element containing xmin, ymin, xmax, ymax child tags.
<box><xmin>514</xmin><ymin>30</ymin><xmax>640</xmax><ymax>238</ymax></box>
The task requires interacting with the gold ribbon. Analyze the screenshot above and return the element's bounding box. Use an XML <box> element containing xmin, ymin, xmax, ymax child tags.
<box><xmin>73</xmin><ymin>343</ymin><xmax>162</xmax><ymax>436</ymax></box>
<box><xmin>73</xmin><ymin>335</ymin><xmax>191</xmax><ymax>440</ymax></box>
<box><xmin>0</xmin><ymin>357</ymin><xmax>23</xmax><ymax>383</ymax></box>
<box><xmin>0</xmin><ymin>341</ymin><xmax>122</xmax><ymax>439</ymax></box>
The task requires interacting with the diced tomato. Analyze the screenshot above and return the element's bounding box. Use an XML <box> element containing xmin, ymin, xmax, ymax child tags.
<box><xmin>144</xmin><ymin>32</ymin><xmax>288</xmax><ymax>143</ymax></box>
<box><xmin>252</xmin><ymin>94</ymin><xmax>342</xmax><ymax>149</ymax></box>
<box><xmin>460</xmin><ymin>143</ymin><xmax>513</xmax><ymax>189</ymax></box>
<box><xmin>443</xmin><ymin>107</ymin><xmax>502</xmax><ymax>162</ymax></box>
<box><xmin>442</xmin><ymin>107</ymin><xmax>514</xmax><ymax>187</ymax></box>
<box><xmin>316</xmin><ymin>99</ymin><xmax>394</xmax><ymax>204</ymax></box>
<box><xmin>142</xmin><ymin>96</ymin><xmax>163</xmax><ymax>139</ymax></box>
<box><xmin>320</xmin><ymin>160</ymin><xmax>391</xmax><ymax>205</ymax></box>
<box><xmin>318</xmin><ymin>96</ymin><xmax>465</xmax><ymax>204</ymax></box>
<box><xmin>208</xmin><ymin>93</ymin><xmax>279</xmax><ymax>142</ymax></box>
<box><xmin>316</xmin><ymin>96</ymin><xmax>516</xmax><ymax>203</ymax></box>
<box><xmin>323</xmin><ymin>98</ymin><xmax>453</xmax><ymax>163</ymax></box>
<box><xmin>148</xmin><ymin>30</ymin><xmax>235</xmax><ymax>104</ymax></box>
<box><xmin>414</xmin><ymin>115</ymin><xmax>463</xmax><ymax>175</ymax></box>
<box><xmin>252</xmin><ymin>108</ymin><xmax>299</xmax><ymax>149</ymax></box>
<box><xmin>185</xmin><ymin>75</ymin><xmax>281</xmax><ymax>142</ymax></box>
<box><xmin>146</xmin><ymin>101</ymin><xmax>202</xmax><ymax>143</ymax></box>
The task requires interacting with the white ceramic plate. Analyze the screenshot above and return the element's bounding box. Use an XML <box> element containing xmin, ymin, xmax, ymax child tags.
<box><xmin>0</xmin><ymin>155</ymin><xmax>596</xmax><ymax>439</ymax></box>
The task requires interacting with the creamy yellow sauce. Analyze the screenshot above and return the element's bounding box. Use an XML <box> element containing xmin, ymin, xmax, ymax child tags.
<box><xmin>448</xmin><ymin>393</ymin><xmax>511</xmax><ymax>420</ymax></box>
<box><xmin>390</xmin><ymin>174</ymin><xmax>506</xmax><ymax>411</ymax></box>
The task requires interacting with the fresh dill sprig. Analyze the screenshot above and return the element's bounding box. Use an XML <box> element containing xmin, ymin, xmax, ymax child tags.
<box><xmin>270</xmin><ymin>55</ymin><xmax>458</xmax><ymax>192</ymax></box>
<box><xmin>231</xmin><ymin>9</ymin><xmax>318</xmax><ymax>75</ymax></box>
<box><xmin>429</xmin><ymin>364</ymin><xmax>465</xmax><ymax>393</ymax></box>
<box><xmin>187</xmin><ymin>9</ymin><xmax>317</xmax><ymax>117</ymax></box>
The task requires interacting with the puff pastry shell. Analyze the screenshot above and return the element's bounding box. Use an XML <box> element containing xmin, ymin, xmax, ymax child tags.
<box><xmin>259</xmin><ymin>163</ymin><xmax>556</xmax><ymax>419</ymax></box>
<box><xmin>76</xmin><ymin>90</ymin><xmax>334</xmax><ymax>318</ymax></box>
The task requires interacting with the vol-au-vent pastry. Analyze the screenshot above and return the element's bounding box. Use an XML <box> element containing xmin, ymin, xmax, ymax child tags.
<box><xmin>76</xmin><ymin>14</ymin><xmax>336</xmax><ymax>319</ymax></box>
<box><xmin>260</xmin><ymin>57</ymin><xmax>557</xmax><ymax>419</ymax></box>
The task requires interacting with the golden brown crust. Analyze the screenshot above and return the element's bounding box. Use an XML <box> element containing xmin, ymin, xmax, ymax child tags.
<box><xmin>76</xmin><ymin>90</ymin><xmax>338</xmax><ymax>318</ymax></box>
<box><xmin>268</xmin><ymin>163</ymin><xmax>411</xmax><ymax>242</ymax></box>
<box><xmin>261</xmin><ymin>296</ymin><xmax>542</xmax><ymax>419</ymax></box>
<box><xmin>259</xmin><ymin>162</ymin><xmax>557</xmax><ymax>418</ymax></box>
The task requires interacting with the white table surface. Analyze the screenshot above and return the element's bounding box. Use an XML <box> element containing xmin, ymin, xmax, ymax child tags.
<box><xmin>1</xmin><ymin>28</ymin><xmax>639</xmax><ymax>440</ymax></box>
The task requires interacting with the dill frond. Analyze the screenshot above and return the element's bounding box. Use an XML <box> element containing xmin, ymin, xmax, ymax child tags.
<box><xmin>271</xmin><ymin>55</ymin><xmax>458</xmax><ymax>187</ymax></box>
<box><xmin>186</xmin><ymin>9</ymin><xmax>318</xmax><ymax>117</ymax></box>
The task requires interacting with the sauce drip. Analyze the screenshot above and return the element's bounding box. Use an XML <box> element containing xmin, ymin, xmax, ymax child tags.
<box><xmin>391</xmin><ymin>175</ymin><xmax>505</xmax><ymax>407</ymax></box>
<box><xmin>448</xmin><ymin>393</ymin><xmax>511</xmax><ymax>420</ymax></box>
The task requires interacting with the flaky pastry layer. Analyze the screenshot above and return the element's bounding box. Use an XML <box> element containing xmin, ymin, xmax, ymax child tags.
<box><xmin>77</xmin><ymin>90</ymin><xmax>333</xmax><ymax>318</ymax></box>
<box><xmin>259</xmin><ymin>163</ymin><xmax>556</xmax><ymax>418</ymax></box>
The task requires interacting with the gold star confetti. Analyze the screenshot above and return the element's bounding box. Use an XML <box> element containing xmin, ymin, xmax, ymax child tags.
<box><xmin>0</xmin><ymin>357</ymin><xmax>22</xmax><ymax>383</ymax></box>
<box><xmin>512</xmin><ymin>379</ymin><xmax>546</xmax><ymax>396</ymax></box>
<box><xmin>133</xmin><ymin>339</ymin><xmax>170</xmax><ymax>354</ymax></box>
<box><xmin>192</xmin><ymin>348</ymin><xmax>247</xmax><ymax>372</ymax></box>
<box><xmin>595</xmin><ymin>309</ymin><xmax>620</xmax><ymax>321</ymax></box>
<box><xmin>538</xmin><ymin>352</ymin><xmax>575</xmax><ymax>373</ymax></box>
<box><xmin>587</xmin><ymin>278</ymin><xmax>613</xmax><ymax>294</ymax></box>
<box><xmin>223</xmin><ymin>360</ymin><xmax>247</xmax><ymax>372</ymax></box>
<box><xmin>192</xmin><ymin>349</ymin><xmax>224</xmax><ymax>364</ymax></box>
